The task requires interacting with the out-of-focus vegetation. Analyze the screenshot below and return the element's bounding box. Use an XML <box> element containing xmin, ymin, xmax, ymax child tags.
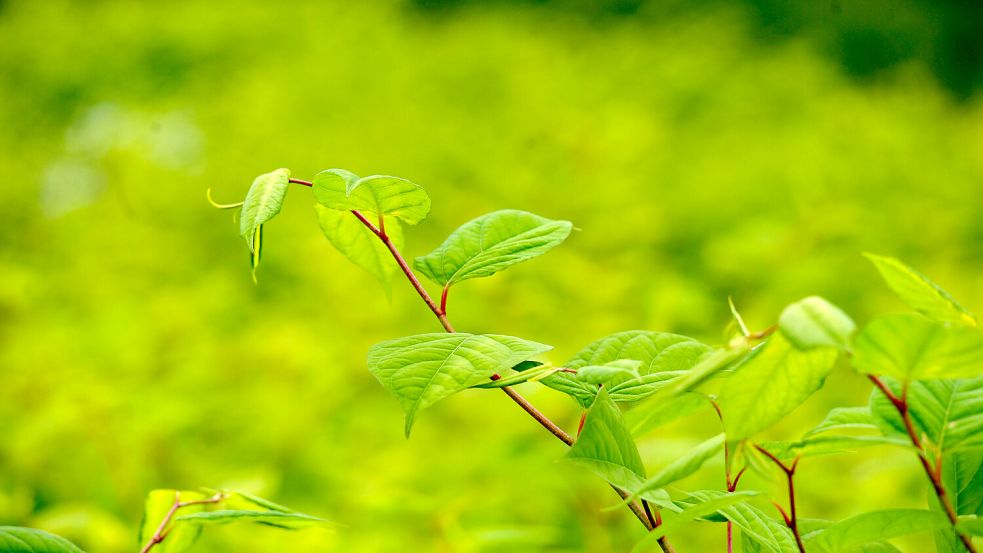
<box><xmin>0</xmin><ymin>0</ymin><xmax>980</xmax><ymax>551</ymax></box>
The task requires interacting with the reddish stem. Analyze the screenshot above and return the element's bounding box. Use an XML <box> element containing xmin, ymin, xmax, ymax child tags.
<box><xmin>140</xmin><ymin>491</ymin><xmax>225</xmax><ymax>553</ymax></box>
<box><xmin>754</xmin><ymin>445</ymin><xmax>806</xmax><ymax>553</ymax></box>
<box><xmin>440</xmin><ymin>285</ymin><xmax>450</xmax><ymax>316</ymax></box>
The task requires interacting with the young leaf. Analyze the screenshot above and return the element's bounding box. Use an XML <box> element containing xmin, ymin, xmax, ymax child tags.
<box><xmin>716</xmin><ymin>333</ymin><xmax>838</xmax><ymax>440</ymax></box>
<box><xmin>313</xmin><ymin>169</ymin><xmax>430</xmax><ymax>225</ymax></box>
<box><xmin>564</xmin><ymin>388</ymin><xmax>646</xmax><ymax>490</ymax></box>
<box><xmin>659</xmin><ymin>345</ymin><xmax>749</xmax><ymax>398</ymax></box>
<box><xmin>805</xmin><ymin>406</ymin><xmax>878</xmax><ymax>437</ymax></box>
<box><xmin>138</xmin><ymin>490</ymin><xmax>208</xmax><ymax>553</ymax></box>
<box><xmin>869</xmin><ymin>376</ymin><xmax>983</xmax><ymax>453</ymax></box>
<box><xmin>470</xmin><ymin>364</ymin><xmax>561</xmax><ymax>388</ymax></box>
<box><xmin>0</xmin><ymin>527</ymin><xmax>85</xmax><ymax>553</ymax></box>
<box><xmin>719</xmin><ymin>502</ymin><xmax>800</xmax><ymax>553</ymax></box>
<box><xmin>413</xmin><ymin>210</ymin><xmax>572</xmax><ymax>287</ymax></box>
<box><xmin>368</xmin><ymin>333</ymin><xmax>552</xmax><ymax>436</ymax></box>
<box><xmin>315</xmin><ymin>205</ymin><xmax>404</xmax><ymax>294</ymax></box>
<box><xmin>625</xmin><ymin>392</ymin><xmax>711</xmax><ymax>436</ymax></box>
<box><xmin>174</xmin><ymin>510</ymin><xmax>324</xmax><ymax>529</ymax></box>
<box><xmin>778</xmin><ymin>296</ymin><xmax>856</xmax><ymax>350</ymax></box>
<box><xmin>631</xmin><ymin>434</ymin><xmax>724</xmax><ymax>499</ymax></box>
<box><xmin>541</xmin><ymin>331</ymin><xmax>711</xmax><ymax>407</ymax></box>
<box><xmin>575</xmin><ymin>359</ymin><xmax>642</xmax><ymax>386</ymax></box>
<box><xmin>631</xmin><ymin>491</ymin><xmax>759</xmax><ymax>552</ymax></box>
<box><xmin>798</xmin><ymin>519</ymin><xmax>903</xmax><ymax>553</ymax></box>
<box><xmin>806</xmin><ymin>509</ymin><xmax>950</xmax><ymax>553</ymax></box>
<box><xmin>238</xmin><ymin>168</ymin><xmax>291</xmax><ymax>281</ymax></box>
<box><xmin>756</xmin><ymin>435</ymin><xmax>912</xmax><ymax>460</ymax></box>
<box><xmin>864</xmin><ymin>253</ymin><xmax>976</xmax><ymax>327</ymax></box>
<box><xmin>852</xmin><ymin>314</ymin><xmax>983</xmax><ymax>381</ymax></box>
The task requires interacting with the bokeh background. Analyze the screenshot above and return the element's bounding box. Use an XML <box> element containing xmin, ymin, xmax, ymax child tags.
<box><xmin>1</xmin><ymin>0</ymin><xmax>981</xmax><ymax>551</ymax></box>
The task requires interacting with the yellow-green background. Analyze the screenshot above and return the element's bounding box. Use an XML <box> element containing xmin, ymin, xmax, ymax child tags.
<box><xmin>1</xmin><ymin>1</ymin><xmax>980</xmax><ymax>551</ymax></box>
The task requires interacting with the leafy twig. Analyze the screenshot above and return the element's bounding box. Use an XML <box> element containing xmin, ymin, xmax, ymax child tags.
<box><xmin>753</xmin><ymin>445</ymin><xmax>805</xmax><ymax>553</ymax></box>
<box><xmin>139</xmin><ymin>491</ymin><xmax>226</xmax><ymax>553</ymax></box>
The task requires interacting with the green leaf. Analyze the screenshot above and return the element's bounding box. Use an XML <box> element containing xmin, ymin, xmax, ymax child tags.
<box><xmin>368</xmin><ymin>333</ymin><xmax>552</xmax><ymax>436</ymax></box>
<box><xmin>631</xmin><ymin>491</ymin><xmax>759</xmax><ymax>553</ymax></box>
<box><xmin>853</xmin><ymin>314</ymin><xmax>983</xmax><ymax>381</ymax></box>
<box><xmin>799</xmin><ymin>520</ymin><xmax>903</xmax><ymax>553</ymax></box>
<box><xmin>659</xmin><ymin>345</ymin><xmax>749</xmax><ymax>398</ymax></box>
<box><xmin>932</xmin><ymin>452</ymin><xmax>983</xmax><ymax>551</ymax></box>
<box><xmin>719</xmin><ymin>502</ymin><xmax>799</xmax><ymax>553</ymax></box>
<box><xmin>315</xmin><ymin>205</ymin><xmax>404</xmax><ymax>294</ymax></box>
<box><xmin>625</xmin><ymin>392</ymin><xmax>711</xmax><ymax>436</ymax></box>
<box><xmin>0</xmin><ymin>527</ymin><xmax>85</xmax><ymax>553</ymax></box>
<box><xmin>632</xmin><ymin>434</ymin><xmax>724</xmax><ymax>499</ymax></box>
<box><xmin>779</xmin><ymin>296</ymin><xmax>856</xmax><ymax>350</ymax></box>
<box><xmin>313</xmin><ymin>169</ymin><xmax>430</xmax><ymax>225</ymax></box>
<box><xmin>805</xmin><ymin>406</ymin><xmax>878</xmax><ymax>437</ymax></box>
<box><xmin>413</xmin><ymin>210</ymin><xmax>572</xmax><ymax>287</ymax></box>
<box><xmin>174</xmin><ymin>510</ymin><xmax>323</xmax><ymax>529</ymax></box>
<box><xmin>869</xmin><ymin>376</ymin><xmax>983</xmax><ymax>453</ymax></box>
<box><xmin>956</xmin><ymin>516</ymin><xmax>983</xmax><ymax>536</ymax></box>
<box><xmin>864</xmin><ymin>253</ymin><xmax>976</xmax><ymax>327</ymax></box>
<box><xmin>806</xmin><ymin>509</ymin><xmax>950</xmax><ymax>553</ymax></box>
<box><xmin>717</xmin><ymin>333</ymin><xmax>838</xmax><ymax>440</ymax></box>
<box><xmin>576</xmin><ymin>359</ymin><xmax>642</xmax><ymax>386</ymax></box>
<box><xmin>756</xmin><ymin>435</ymin><xmax>912</xmax><ymax>460</ymax></box>
<box><xmin>541</xmin><ymin>331</ymin><xmax>711</xmax><ymax>407</ymax></box>
<box><xmin>238</xmin><ymin>168</ymin><xmax>290</xmax><ymax>282</ymax></box>
<box><xmin>470</xmin><ymin>364</ymin><xmax>562</xmax><ymax>388</ymax></box>
<box><xmin>564</xmin><ymin>388</ymin><xmax>645</xmax><ymax>490</ymax></box>
<box><xmin>138</xmin><ymin>490</ymin><xmax>208</xmax><ymax>553</ymax></box>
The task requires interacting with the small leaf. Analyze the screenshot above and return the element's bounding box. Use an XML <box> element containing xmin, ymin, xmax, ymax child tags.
<box><xmin>869</xmin><ymin>376</ymin><xmax>983</xmax><ymax>453</ymax></box>
<box><xmin>719</xmin><ymin>502</ymin><xmax>800</xmax><ymax>553</ymax></box>
<box><xmin>779</xmin><ymin>296</ymin><xmax>856</xmax><ymax>350</ymax></box>
<box><xmin>805</xmin><ymin>406</ymin><xmax>878</xmax><ymax>437</ymax></box>
<box><xmin>631</xmin><ymin>491</ymin><xmax>759</xmax><ymax>553</ymax></box>
<box><xmin>368</xmin><ymin>333</ymin><xmax>552</xmax><ymax>436</ymax></box>
<box><xmin>717</xmin><ymin>333</ymin><xmax>838</xmax><ymax>440</ymax></box>
<box><xmin>470</xmin><ymin>365</ymin><xmax>562</xmax><ymax>388</ymax></box>
<box><xmin>757</xmin><ymin>435</ymin><xmax>912</xmax><ymax>460</ymax></box>
<box><xmin>413</xmin><ymin>210</ymin><xmax>572</xmax><ymax>287</ymax></box>
<box><xmin>625</xmin><ymin>392</ymin><xmax>711</xmax><ymax>436</ymax></box>
<box><xmin>807</xmin><ymin>509</ymin><xmax>950</xmax><ymax>553</ymax></box>
<box><xmin>174</xmin><ymin>510</ymin><xmax>323</xmax><ymax>529</ymax></box>
<box><xmin>138</xmin><ymin>490</ymin><xmax>208</xmax><ymax>553</ymax></box>
<box><xmin>660</xmin><ymin>345</ymin><xmax>749</xmax><ymax>398</ymax></box>
<box><xmin>853</xmin><ymin>314</ymin><xmax>983</xmax><ymax>381</ymax></box>
<box><xmin>313</xmin><ymin>169</ymin><xmax>430</xmax><ymax>225</ymax></box>
<box><xmin>240</xmin><ymin>169</ymin><xmax>290</xmax><ymax>246</ymax></box>
<box><xmin>632</xmin><ymin>434</ymin><xmax>724</xmax><ymax>499</ymax></box>
<box><xmin>865</xmin><ymin>253</ymin><xmax>976</xmax><ymax>327</ymax></box>
<box><xmin>564</xmin><ymin>388</ymin><xmax>646</xmax><ymax>490</ymax></box>
<box><xmin>315</xmin><ymin>205</ymin><xmax>404</xmax><ymax>294</ymax></box>
<box><xmin>0</xmin><ymin>527</ymin><xmax>85</xmax><ymax>553</ymax></box>
<box><xmin>575</xmin><ymin>359</ymin><xmax>642</xmax><ymax>386</ymax></box>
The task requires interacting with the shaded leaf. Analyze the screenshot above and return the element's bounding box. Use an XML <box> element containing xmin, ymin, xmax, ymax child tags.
<box><xmin>865</xmin><ymin>253</ymin><xmax>976</xmax><ymax>327</ymax></box>
<box><xmin>368</xmin><ymin>333</ymin><xmax>552</xmax><ymax>436</ymax></box>
<box><xmin>853</xmin><ymin>314</ymin><xmax>983</xmax><ymax>381</ymax></box>
<box><xmin>0</xmin><ymin>527</ymin><xmax>85</xmax><ymax>553</ymax></box>
<box><xmin>779</xmin><ymin>296</ymin><xmax>856</xmax><ymax>350</ymax></box>
<box><xmin>564</xmin><ymin>388</ymin><xmax>645</xmax><ymax>490</ymax></box>
<box><xmin>315</xmin><ymin>205</ymin><xmax>404</xmax><ymax>294</ymax></box>
<box><xmin>413</xmin><ymin>209</ymin><xmax>572</xmax><ymax>287</ymax></box>
<box><xmin>313</xmin><ymin>169</ymin><xmax>430</xmax><ymax>225</ymax></box>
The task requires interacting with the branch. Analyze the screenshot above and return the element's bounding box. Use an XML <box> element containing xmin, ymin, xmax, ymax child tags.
<box><xmin>139</xmin><ymin>491</ymin><xmax>225</xmax><ymax>553</ymax></box>
<box><xmin>867</xmin><ymin>375</ymin><xmax>977</xmax><ymax>553</ymax></box>
<box><xmin>754</xmin><ymin>445</ymin><xmax>806</xmax><ymax>553</ymax></box>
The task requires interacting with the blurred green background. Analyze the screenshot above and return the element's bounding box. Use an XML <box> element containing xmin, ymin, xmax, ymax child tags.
<box><xmin>1</xmin><ymin>0</ymin><xmax>981</xmax><ymax>551</ymax></box>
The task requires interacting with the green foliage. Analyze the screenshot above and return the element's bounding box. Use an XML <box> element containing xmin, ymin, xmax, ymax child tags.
<box><xmin>563</xmin><ymin>389</ymin><xmax>645</xmax><ymax>490</ymax></box>
<box><xmin>720</xmin><ymin>502</ymin><xmax>799</xmax><ymax>553</ymax></box>
<box><xmin>173</xmin><ymin>510</ymin><xmax>322</xmax><ymax>529</ymax></box>
<box><xmin>805</xmin><ymin>509</ymin><xmax>950</xmax><ymax>553</ymax></box>
<box><xmin>865</xmin><ymin>253</ymin><xmax>977</xmax><ymax>327</ymax></box>
<box><xmin>625</xmin><ymin>392</ymin><xmax>711</xmax><ymax>436</ymax></box>
<box><xmin>0</xmin><ymin>527</ymin><xmax>85</xmax><ymax>553</ymax></box>
<box><xmin>631</xmin><ymin>490</ymin><xmax>758</xmax><ymax>552</ymax></box>
<box><xmin>805</xmin><ymin>406</ymin><xmax>878</xmax><ymax>436</ymax></box>
<box><xmin>238</xmin><ymin>169</ymin><xmax>291</xmax><ymax>282</ymax></box>
<box><xmin>312</xmin><ymin>169</ymin><xmax>431</xmax><ymax>225</ymax></box>
<box><xmin>778</xmin><ymin>296</ymin><xmax>856</xmax><ymax>351</ymax></box>
<box><xmin>631</xmin><ymin>434</ymin><xmax>724</xmax><ymax>500</ymax></box>
<box><xmin>367</xmin><ymin>333</ymin><xmax>551</xmax><ymax>436</ymax></box>
<box><xmin>756</xmin><ymin>435</ymin><xmax>912</xmax><ymax>460</ymax></box>
<box><xmin>853</xmin><ymin>314</ymin><xmax>983</xmax><ymax>381</ymax></box>
<box><xmin>315</xmin><ymin>205</ymin><xmax>404</xmax><ymax>294</ymax></box>
<box><xmin>138</xmin><ymin>490</ymin><xmax>207</xmax><ymax>553</ymax></box>
<box><xmin>413</xmin><ymin>210</ymin><xmax>572</xmax><ymax>287</ymax></box>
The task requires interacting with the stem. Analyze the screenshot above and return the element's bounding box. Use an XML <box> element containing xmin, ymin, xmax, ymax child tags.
<box><xmin>139</xmin><ymin>491</ymin><xmax>225</xmax><ymax>553</ymax></box>
<box><xmin>345</xmin><ymin>207</ymin><xmax>667</xmax><ymax>545</ymax></box>
<box><xmin>440</xmin><ymin>285</ymin><xmax>450</xmax><ymax>316</ymax></box>
<box><xmin>754</xmin><ymin>445</ymin><xmax>805</xmax><ymax>553</ymax></box>
<box><xmin>867</xmin><ymin>375</ymin><xmax>976</xmax><ymax>553</ymax></box>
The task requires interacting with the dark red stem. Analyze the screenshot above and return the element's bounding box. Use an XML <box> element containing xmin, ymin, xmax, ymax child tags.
<box><xmin>754</xmin><ymin>445</ymin><xmax>805</xmax><ymax>553</ymax></box>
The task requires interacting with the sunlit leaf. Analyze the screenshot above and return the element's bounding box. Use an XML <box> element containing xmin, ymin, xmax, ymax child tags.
<box><xmin>413</xmin><ymin>209</ymin><xmax>572</xmax><ymax>287</ymax></box>
<box><xmin>315</xmin><ymin>205</ymin><xmax>404</xmax><ymax>294</ymax></box>
<box><xmin>0</xmin><ymin>527</ymin><xmax>85</xmax><ymax>553</ymax></box>
<box><xmin>174</xmin><ymin>509</ymin><xmax>323</xmax><ymax>529</ymax></box>
<box><xmin>625</xmin><ymin>392</ymin><xmax>711</xmax><ymax>436</ymax></box>
<box><xmin>806</xmin><ymin>509</ymin><xmax>950</xmax><ymax>553</ymax></box>
<box><xmin>313</xmin><ymin>169</ymin><xmax>430</xmax><ymax>225</ymax></box>
<box><xmin>368</xmin><ymin>333</ymin><xmax>552</xmax><ymax>436</ymax></box>
<box><xmin>805</xmin><ymin>406</ymin><xmax>878</xmax><ymax>437</ymax></box>
<box><xmin>720</xmin><ymin>501</ymin><xmax>799</xmax><ymax>553</ymax></box>
<box><xmin>632</xmin><ymin>434</ymin><xmax>724</xmax><ymax>499</ymax></box>
<box><xmin>869</xmin><ymin>376</ymin><xmax>983</xmax><ymax>453</ymax></box>
<box><xmin>956</xmin><ymin>515</ymin><xmax>983</xmax><ymax>536</ymax></box>
<box><xmin>575</xmin><ymin>359</ymin><xmax>642</xmax><ymax>386</ymax></box>
<box><xmin>853</xmin><ymin>314</ymin><xmax>983</xmax><ymax>381</ymax></box>
<box><xmin>564</xmin><ymin>388</ymin><xmax>645</xmax><ymax>490</ymax></box>
<box><xmin>138</xmin><ymin>490</ymin><xmax>208</xmax><ymax>553</ymax></box>
<box><xmin>865</xmin><ymin>253</ymin><xmax>976</xmax><ymax>327</ymax></box>
<box><xmin>757</xmin><ymin>435</ymin><xmax>912</xmax><ymax>460</ymax></box>
<box><xmin>631</xmin><ymin>490</ymin><xmax>759</xmax><ymax>553</ymax></box>
<box><xmin>470</xmin><ymin>364</ymin><xmax>561</xmax><ymax>388</ymax></box>
<box><xmin>932</xmin><ymin>451</ymin><xmax>983</xmax><ymax>551</ymax></box>
<box><xmin>717</xmin><ymin>333</ymin><xmax>838</xmax><ymax>440</ymax></box>
<box><xmin>779</xmin><ymin>296</ymin><xmax>856</xmax><ymax>350</ymax></box>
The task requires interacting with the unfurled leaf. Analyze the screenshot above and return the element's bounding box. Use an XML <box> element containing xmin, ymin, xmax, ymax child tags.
<box><xmin>632</xmin><ymin>434</ymin><xmax>724</xmax><ymax>499</ymax></box>
<box><xmin>315</xmin><ymin>205</ymin><xmax>404</xmax><ymax>294</ymax></box>
<box><xmin>413</xmin><ymin>210</ymin><xmax>572</xmax><ymax>287</ymax></box>
<box><xmin>720</xmin><ymin>502</ymin><xmax>799</xmax><ymax>553</ymax></box>
<box><xmin>805</xmin><ymin>406</ymin><xmax>877</xmax><ymax>437</ymax></box>
<box><xmin>237</xmin><ymin>168</ymin><xmax>291</xmax><ymax>282</ymax></box>
<box><xmin>806</xmin><ymin>509</ymin><xmax>950</xmax><ymax>553</ymax></box>
<box><xmin>717</xmin><ymin>333</ymin><xmax>838</xmax><ymax>440</ymax></box>
<box><xmin>865</xmin><ymin>253</ymin><xmax>976</xmax><ymax>327</ymax></box>
<box><xmin>368</xmin><ymin>333</ymin><xmax>552</xmax><ymax>436</ymax></box>
<box><xmin>174</xmin><ymin>510</ymin><xmax>323</xmax><ymax>529</ymax></box>
<box><xmin>542</xmin><ymin>331</ymin><xmax>711</xmax><ymax>407</ymax></box>
<box><xmin>631</xmin><ymin>491</ymin><xmax>759</xmax><ymax>552</ymax></box>
<box><xmin>625</xmin><ymin>392</ymin><xmax>711</xmax><ymax>436</ymax></box>
<box><xmin>853</xmin><ymin>314</ymin><xmax>983</xmax><ymax>381</ymax></box>
<box><xmin>0</xmin><ymin>527</ymin><xmax>85</xmax><ymax>553</ymax></box>
<box><xmin>869</xmin><ymin>376</ymin><xmax>983</xmax><ymax>453</ymax></box>
<box><xmin>779</xmin><ymin>296</ymin><xmax>856</xmax><ymax>350</ymax></box>
<box><xmin>564</xmin><ymin>389</ymin><xmax>645</xmax><ymax>490</ymax></box>
<box><xmin>575</xmin><ymin>359</ymin><xmax>642</xmax><ymax>386</ymax></box>
<box><xmin>313</xmin><ymin>169</ymin><xmax>430</xmax><ymax>225</ymax></box>
<box><xmin>138</xmin><ymin>490</ymin><xmax>209</xmax><ymax>553</ymax></box>
<box><xmin>757</xmin><ymin>435</ymin><xmax>912</xmax><ymax>460</ymax></box>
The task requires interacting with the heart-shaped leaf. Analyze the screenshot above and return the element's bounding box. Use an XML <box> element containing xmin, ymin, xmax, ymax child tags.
<box><xmin>313</xmin><ymin>169</ymin><xmax>430</xmax><ymax>225</ymax></box>
<box><xmin>238</xmin><ymin>168</ymin><xmax>291</xmax><ymax>282</ymax></box>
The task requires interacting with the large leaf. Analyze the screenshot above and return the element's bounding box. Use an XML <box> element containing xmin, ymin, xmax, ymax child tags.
<box><xmin>632</xmin><ymin>434</ymin><xmax>724</xmax><ymax>500</ymax></box>
<box><xmin>756</xmin><ymin>435</ymin><xmax>912</xmax><ymax>460</ymax></box>
<box><xmin>716</xmin><ymin>333</ymin><xmax>838</xmax><ymax>440</ymax></box>
<box><xmin>778</xmin><ymin>296</ymin><xmax>856</xmax><ymax>351</ymax></box>
<box><xmin>541</xmin><ymin>331</ymin><xmax>711</xmax><ymax>407</ymax></box>
<box><xmin>174</xmin><ymin>510</ymin><xmax>323</xmax><ymax>529</ymax></box>
<box><xmin>315</xmin><ymin>205</ymin><xmax>404</xmax><ymax>294</ymax></box>
<box><xmin>413</xmin><ymin>210</ymin><xmax>572</xmax><ymax>287</ymax></box>
<box><xmin>630</xmin><ymin>490</ymin><xmax>758</xmax><ymax>552</ymax></box>
<box><xmin>853</xmin><ymin>314</ymin><xmax>983</xmax><ymax>381</ymax></box>
<box><xmin>575</xmin><ymin>359</ymin><xmax>642</xmax><ymax>386</ymax></box>
<box><xmin>719</xmin><ymin>502</ymin><xmax>799</xmax><ymax>553</ymax></box>
<box><xmin>625</xmin><ymin>392</ymin><xmax>711</xmax><ymax>436</ymax></box>
<box><xmin>138</xmin><ymin>490</ymin><xmax>208</xmax><ymax>553</ymax></box>
<box><xmin>865</xmin><ymin>253</ymin><xmax>976</xmax><ymax>327</ymax></box>
<box><xmin>563</xmin><ymin>388</ymin><xmax>645</xmax><ymax>490</ymax></box>
<box><xmin>368</xmin><ymin>333</ymin><xmax>552</xmax><ymax>436</ymax></box>
<box><xmin>238</xmin><ymin>168</ymin><xmax>291</xmax><ymax>282</ymax></box>
<box><xmin>806</xmin><ymin>509</ymin><xmax>950</xmax><ymax>553</ymax></box>
<box><xmin>933</xmin><ymin>452</ymin><xmax>983</xmax><ymax>551</ymax></box>
<box><xmin>312</xmin><ymin>169</ymin><xmax>430</xmax><ymax>225</ymax></box>
<box><xmin>869</xmin><ymin>376</ymin><xmax>983</xmax><ymax>452</ymax></box>
<box><xmin>798</xmin><ymin>519</ymin><xmax>902</xmax><ymax>553</ymax></box>
<box><xmin>0</xmin><ymin>528</ymin><xmax>85</xmax><ymax>553</ymax></box>
<box><xmin>805</xmin><ymin>406</ymin><xmax>878</xmax><ymax>437</ymax></box>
